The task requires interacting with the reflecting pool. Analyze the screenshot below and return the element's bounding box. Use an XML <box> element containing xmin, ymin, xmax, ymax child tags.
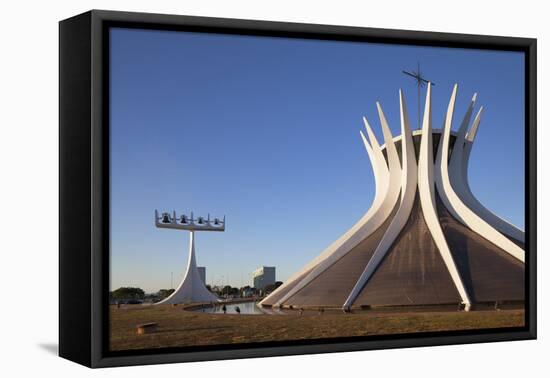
<box><xmin>192</xmin><ymin>301</ymin><xmax>265</xmax><ymax>314</ymax></box>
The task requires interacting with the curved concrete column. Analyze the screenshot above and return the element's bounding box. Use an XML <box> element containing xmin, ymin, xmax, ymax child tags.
<box><xmin>270</xmin><ymin>111</ymin><xmax>403</xmax><ymax>308</ymax></box>
<box><xmin>259</xmin><ymin>117</ymin><xmax>390</xmax><ymax>306</ymax></box>
<box><xmin>435</xmin><ymin>84</ymin><xmax>524</xmax><ymax>262</ymax></box>
<box><xmin>157</xmin><ymin>231</ymin><xmax>219</xmax><ymax>304</ymax></box>
<box><xmin>449</xmin><ymin>105</ymin><xmax>525</xmax><ymax>243</ymax></box>
<box><xmin>418</xmin><ymin>83</ymin><xmax>472</xmax><ymax>310</ymax></box>
<box><xmin>342</xmin><ymin>90</ymin><xmax>417</xmax><ymax>310</ymax></box>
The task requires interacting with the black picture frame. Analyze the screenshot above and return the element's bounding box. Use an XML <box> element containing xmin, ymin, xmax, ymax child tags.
<box><xmin>59</xmin><ymin>9</ymin><xmax>537</xmax><ymax>368</ymax></box>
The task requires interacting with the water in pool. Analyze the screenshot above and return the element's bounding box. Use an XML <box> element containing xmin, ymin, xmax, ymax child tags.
<box><xmin>194</xmin><ymin>301</ymin><xmax>265</xmax><ymax>314</ymax></box>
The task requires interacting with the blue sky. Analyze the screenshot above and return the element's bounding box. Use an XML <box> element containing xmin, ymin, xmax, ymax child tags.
<box><xmin>109</xmin><ymin>27</ymin><xmax>525</xmax><ymax>293</ymax></box>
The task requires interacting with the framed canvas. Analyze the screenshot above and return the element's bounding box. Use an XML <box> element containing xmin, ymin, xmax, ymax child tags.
<box><xmin>59</xmin><ymin>10</ymin><xmax>537</xmax><ymax>368</ymax></box>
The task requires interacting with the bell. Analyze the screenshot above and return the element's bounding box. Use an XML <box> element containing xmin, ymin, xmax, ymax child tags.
<box><xmin>214</xmin><ymin>218</ymin><xmax>219</xmax><ymax>225</ymax></box>
<box><xmin>180</xmin><ymin>215</ymin><xmax>188</xmax><ymax>224</ymax></box>
<box><xmin>198</xmin><ymin>217</ymin><xmax>204</xmax><ymax>224</ymax></box>
<box><xmin>161</xmin><ymin>213</ymin><xmax>171</xmax><ymax>223</ymax></box>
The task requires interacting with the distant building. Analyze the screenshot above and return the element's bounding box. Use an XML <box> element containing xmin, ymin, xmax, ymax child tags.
<box><xmin>197</xmin><ymin>267</ymin><xmax>206</xmax><ymax>284</ymax></box>
<box><xmin>253</xmin><ymin>266</ymin><xmax>276</xmax><ymax>290</ymax></box>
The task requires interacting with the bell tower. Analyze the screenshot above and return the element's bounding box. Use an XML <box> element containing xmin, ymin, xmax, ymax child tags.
<box><xmin>154</xmin><ymin>209</ymin><xmax>225</xmax><ymax>304</ymax></box>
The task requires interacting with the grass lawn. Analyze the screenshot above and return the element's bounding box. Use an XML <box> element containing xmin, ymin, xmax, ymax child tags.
<box><xmin>109</xmin><ymin>304</ymin><xmax>524</xmax><ymax>351</ymax></box>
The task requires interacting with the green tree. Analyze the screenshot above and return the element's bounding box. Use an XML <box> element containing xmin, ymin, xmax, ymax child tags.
<box><xmin>264</xmin><ymin>281</ymin><xmax>283</xmax><ymax>295</ymax></box>
<box><xmin>157</xmin><ymin>289</ymin><xmax>175</xmax><ymax>300</ymax></box>
<box><xmin>110</xmin><ymin>287</ymin><xmax>145</xmax><ymax>301</ymax></box>
<box><xmin>221</xmin><ymin>285</ymin><xmax>232</xmax><ymax>296</ymax></box>
<box><xmin>240</xmin><ymin>285</ymin><xmax>252</xmax><ymax>297</ymax></box>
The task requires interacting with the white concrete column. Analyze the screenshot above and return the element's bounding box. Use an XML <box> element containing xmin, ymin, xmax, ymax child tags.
<box><xmin>449</xmin><ymin>104</ymin><xmax>525</xmax><ymax>243</ymax></box>
<box><xmin>343</xmin><ymin>90</ymin><xmax>417</xmax><ymax>310</ymax></box>
<box><xmin>418</xmin><ymin>83</ymin><xmax>472</xmax><ymax>310</ymax></box>
<box><xmin>157</xmin><ymin>231</ymin><xmax>219</xmax><ymax>304</ymax></box>
<box><xmin>435</xmin><ymin>85</ymin><xmax>524</xmax><ymax>263</ymax></box>
<box><xmin>269</xmin><ymin>110</ymin><xmax>402</xmax><ymax>308</ymax></box>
